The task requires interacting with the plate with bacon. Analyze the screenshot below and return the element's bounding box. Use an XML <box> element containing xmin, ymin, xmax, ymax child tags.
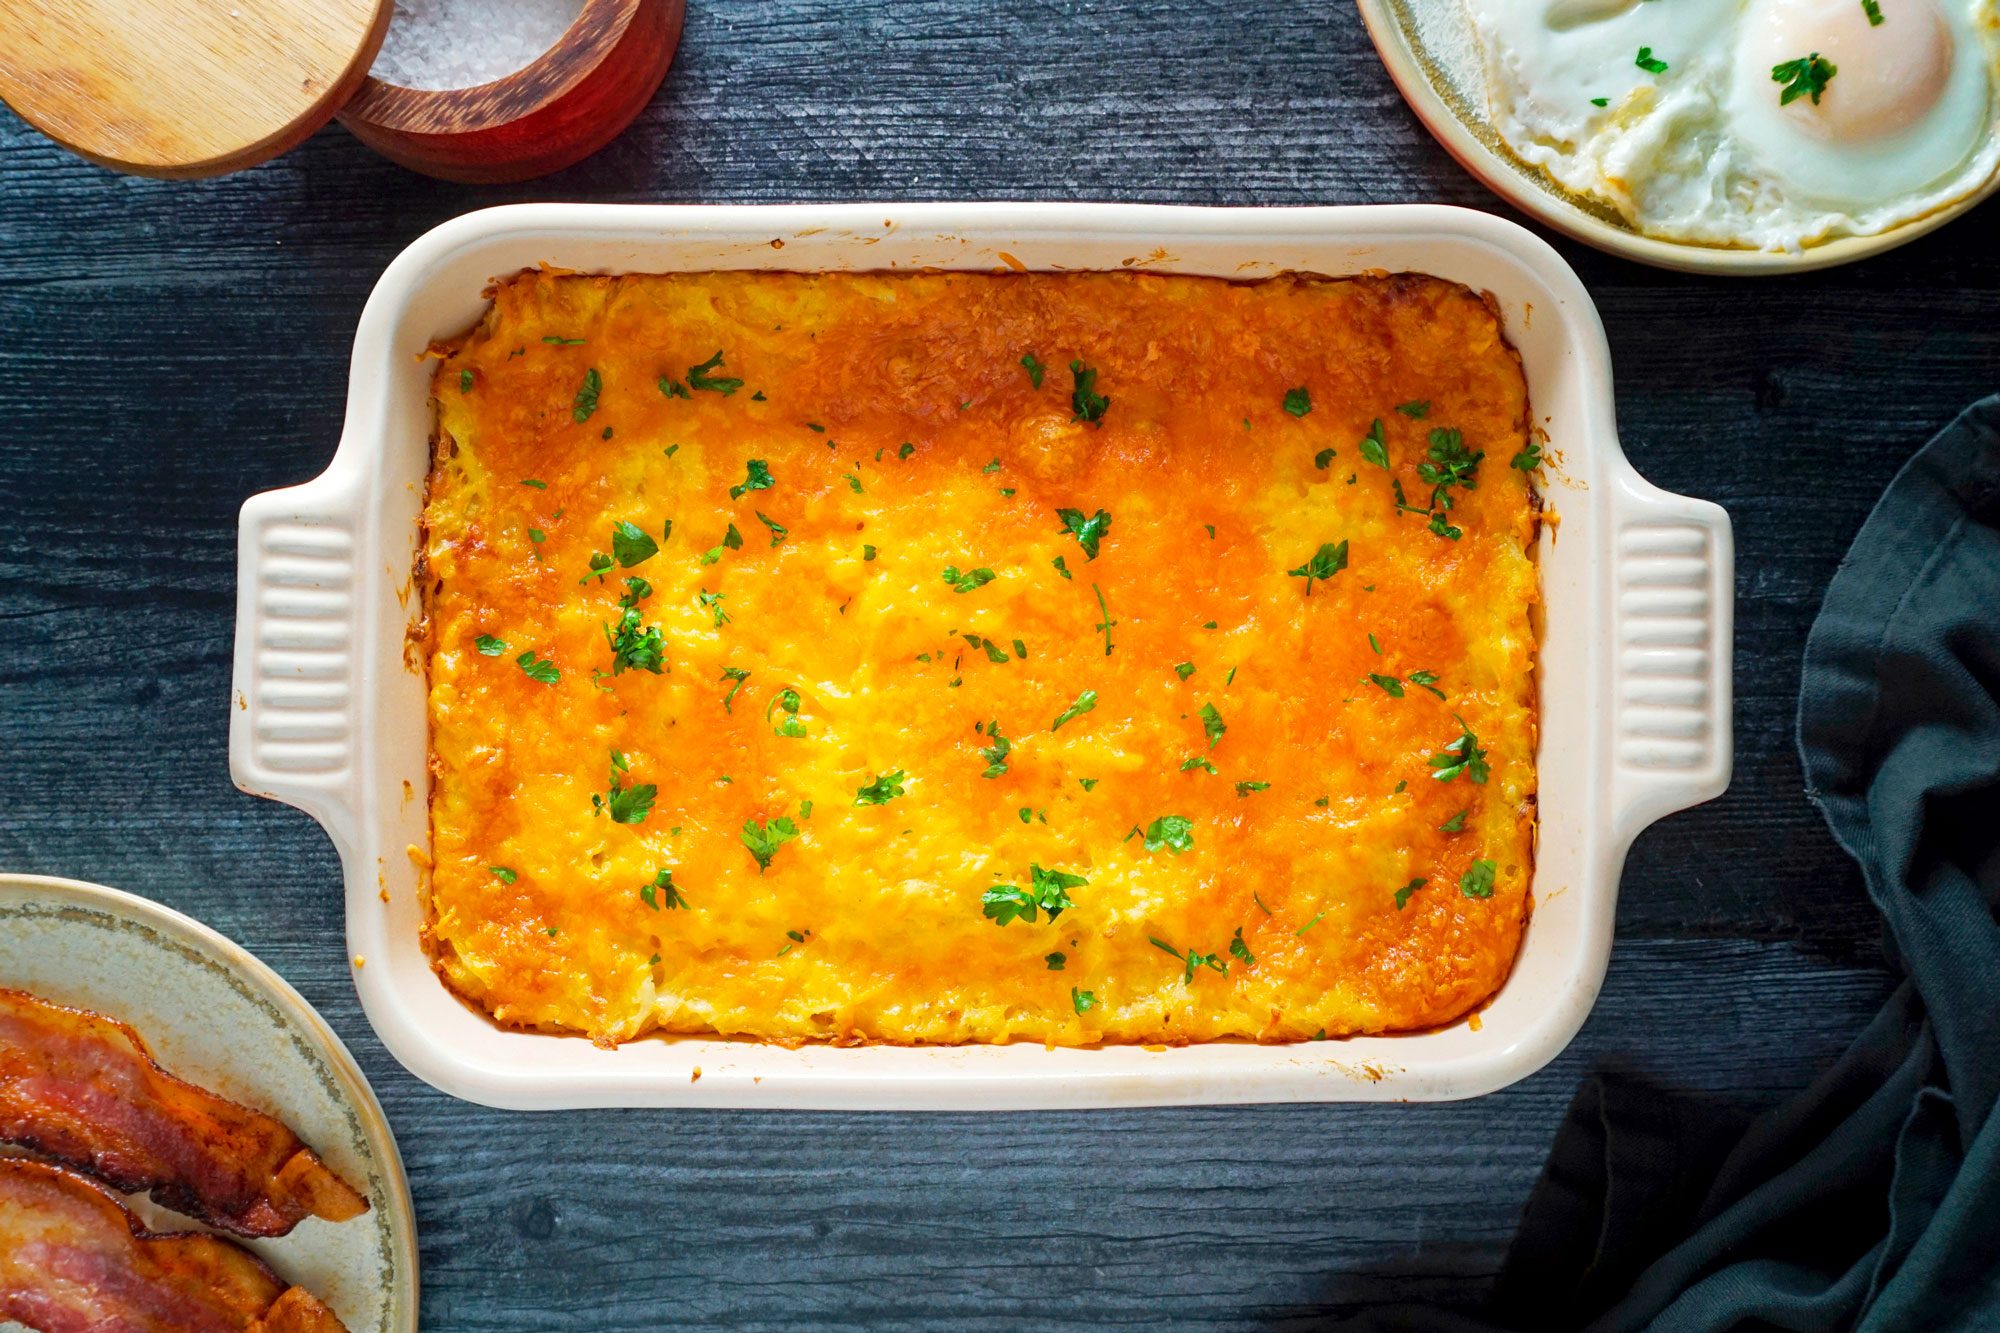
<box><xmin>0</xmin><ymin>873</ymin><xmax>416</xmax><ymax>1332</ymax></box>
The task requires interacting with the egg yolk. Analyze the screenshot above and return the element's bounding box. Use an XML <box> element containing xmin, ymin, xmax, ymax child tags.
<box><xmin>1749</xmin><ymin>0</ymin><xmax>1953</xmax><ymax>141</ymax></box>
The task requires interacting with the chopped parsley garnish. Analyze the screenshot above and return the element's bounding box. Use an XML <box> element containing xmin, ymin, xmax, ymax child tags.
<box><xmin>543</xmin><ymin>335</ymin><xmax>585</xmax><ymax>346</ymax></box>
<box><xmin>1142</xmin><ymin>814</ymin><xmax>1195</xmax><ymax>854</ymax></box>
<box><xmin>1460</xmin><ymin>859</ymin><xmax>1498</xmax><ymax>899</ymax></box>
<box><xmin>515</xmin><ymin>651</ymin><xmax>559</xmax><ymax>685</ymax></box>
<box><xmin>1092</xmin><ymin>583</ymin><xmax>1116</xmax><ymax>656</ymax></box>
<box><xmin>1052</xmin><ymin>555</ymin><xmax>1073</xmax><ymax>580</ymax></box>
<box><xmin>844</xmin><ymin>472</ymin><xmax>863</xmax><ymax>494</ymax></box>
<box><xmin>658</xmin><ymin>375</ymin><xmax>690</xmax><ymax>399</ymax></box>
<box><xmin>1079</xmin><ymin>777</ymin><xmax>1099</xmax><ymax>791</ymax></box>
<box><xmin>695</xmin><ymin>588</ymin><xmax>729</xmax><ymax>626</ymax></box>
<box><xmin>977</xmin><ymin>720</ymin><xmax>1012</xmax><ymax>778</ymax></box>
<box><xmin>640</xmin><ymin>868</ymin><xmax>688</xmax><ymax>911</ymax></box>
<box><xmin>593</xmin><ymin>749</ymin><xmax>656</xmax><ymax>824</ymax></box>
<box><xmin>1071</xmin><ymin>986</ymin><xmax>1098</xmax><ymax>1014</ymax></box>
<box><xmin>580</xmin><ymin>551</ymin><xmax>616</xmax><ymax>584</ymax></box>
<box><xmin>1056</xmin><ymin>507</ymin><xmax>1113</xmax><ymax>560</ymax></box>
<box><xmin>1181</xmin><ymin>756</ymin><xmax>1218</xmax><ymax>775</ymax></box>
<box><xmin>1635</xmin><ymin>45</ymin><xmax>1668</xmax><ymax>73</ymax></box>
<box><xmin>806</xmin><ymin>422</ymin><xmax>825</xmax><ymax>433</ymax></box>
<box><xmin>1051</xmin><ymin>689</ymin><xmax>1098</xmax><ymax>731</ymax></box>
<box><xmin>1431</xmin><ymin>716</ymin><xmax>1491</xmax><ymax>784</ymax></box>
<box><xmin>1396</xmin><ymin>400</ymin><xmax>1431</xmax><ymax>419</ymax></box>
<box><xmin>1175</xmin><ymin>661</ymin><xmax>1196</xmax><ymax>681</ymax></box>
<box><xmin>1412</xmin><ymin>427</ymin><xmax>1485</xmax><ymax>540</ymax></box>
<box><xmin>1407</xmin><ymin>669</ymin><xmax>1445</xmax><ymax>700</ymax></box>
<box><xmin>1046</xmin><ymin>951</ymin><xmax>1066</xmax><ymax>970</ymax></box>
<box><xmin>729</xmin><ymin>459</ymin><xmax>774</xmax><ymax>501</ymax></box>
<box><xmin>766</xmin><ymin>687</ymin><xmax>806</xmax><ymax>737</ymax></box>
<box><xmin>475</xmin><ymin>634</ymin><xmax>507</xmax><ymax>656</ymax></box>
<box><xmin>1314</xmin><ymin>447</ymin><xmax>1336</xmax><ymax>469</ymax></box>
<box><xmin>963</xmin><ymin>633</ymin><xmax>1011</xmax><ymax>664</ymax></box>
<box><xmin>490</xmin><ymin>865</ymin><xmax>516</xmax><ymax>883</ymax></box>
<box><xmin>1288</xmin><ymin>539</ymin><xmax>1349</xmax><ymax>595</ymax></box>
<box><xmin>604</xmin><ymin>577</ymin><xmax>665</xmax><ymax>675</ymax></box>
<box><xmin>1368</xmin><ymin>633</ymin><xmax>1382</xmax><ymax>655</ymax></box>
<box><xmin>1440</xmin><ymin>808</ymin><xmax>1468</xmax><ymax>833</ymax></box>
<box><xmin>942</xmin><ymin>564</ymin><xmax>997</xmax><ymax>593</ymax></box>
<box><xmin>459</xmin><ymin>369</ymin><xmax>473</xmax><ymax>393</ymax></box>
<box><xmin>1069</xmin><ymin>359</ymin><xmax>1109</xmax><ymax>425</ymax></box>
<box><xmin>1295</xmin><ymin>910</ymin><xmax>1326</xmax><ymax>936</ymax></box>
<box><xmin>720</xmin><ymin>666</ymin><xmax>751</xmax><ymax>712</ymax></box>
<box><xmin>854</xmin><ymin>770</ymin><xmax>908</xmax><ymax>805</ymax></box>
<box><xmin>571</xmin><ymin>368</ymin><xmax>601</xmax><ymax>423</ymax></box>
<box><xmin>1369</xmin><ymin>672</ymin><xmax>1405</xmax><ymax>698</ymax></box>
<box><xmin>1018</xmin><ymin>806</ymin><xmax>1033</xmax><ymax>824</ymax></box>
<box><xmin>687</xmin><ymin>350</ymin><xmax>744</xmax><ymax>395</ymax></box>
<box><xmin>899</xmin><ymin>442</ymin><xmax>915</xmax><ymax>459</ymax></box>
<box><xmin>1512</xmin><ymin>441</ymin><xmax>1545</xmax><ymax>471</ymax></box>
<box><xmin>1229</xmin><ymin>927</ymin><xmax>1255</xmax><ymax>966</ymax></box>
<box><xmin>740</xmin><ymin>816</ymin><xmax>800</xmax><ymax>872</ymax></box>
<box><xmin>982</xmin><ymin>863</ymin><xmax>1087</xmax><ymax>926</ymax></box>
<box><xmin>1021</xmin><ymin>352</ymin><xmax>1046</xmax><ymax>388</ymax></box>
<box><xmin>1235</xmin><ymin>780</ymin><xmax>1270</xmax><ymax>797</ymax></box>
<box><xmin>1150</xmin><ymin>935</ymin><xmax>1226</xmax><ymax>985</ymax></box>
<box><xmin>755</xmin><ymin>511</ymin><xmax>787</xmax><ymax>545</ymax></box>
<box><xmin>1772</xmin><ymin>52</ymin><xmax>1837</xmax><ymax>106</ymax></box>
<box><xmin>1590</xmin><ymin>96</ymin><xmax>1611</xmax><ymax>107</ymax></box>
<box><xmin>610</xmin><ymin>520</ymin><xmax>658</xmax><ymax>567</ymax></box>
<box><xmin>982</xmin><ymin>457</ymin><xmax>1002</xmax><ymax>474</ymax></box>
<box><xmin>1394</xmin><ymin>877</ymin><xmax>1428</xmax><ymax>910</ymax></box>
<box><xmin>863</xmin><ymin>544</ymin><xmax>877</xmax><ymax>561</ymax></box>
<box><xmin>519</xmin><ymin>478</ymin><xmax>547</xmax><ymax>489</ymax></box>
<box><xmin>1862</xmin><ymin>0</ymin><xmax>1883</xmax><ymax>23</ymax></box>
<box><xmin>1199</xmin><ymin>701</ymin><xmax>1226</xmax><ymax>749</ymax></box>
<box><xmin>1283</xmin><ymin>387</ymin><xmax>1312</xmax><ymax>418</ymax></box>
<box><xmin>1359</xmin><ymin>418</ymin><xmax>1390</xmax><ymax>470</ymax></box>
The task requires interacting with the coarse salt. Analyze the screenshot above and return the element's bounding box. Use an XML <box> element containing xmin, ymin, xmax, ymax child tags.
<box><xmin>370</xmin><ymin>0</ymin><xmax>584</xmax><ymax>91</ymax></box>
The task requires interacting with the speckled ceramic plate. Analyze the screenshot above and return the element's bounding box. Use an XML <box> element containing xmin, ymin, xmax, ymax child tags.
<box><xmin>1355</xmin><ymin>0</ymin><xmax>2000</xmax><ymax>274</ymax></box>
<box><xmin>0</xmin><ymin>874</ymin><xmax>417</xmax><ymax>1333</ymax></box>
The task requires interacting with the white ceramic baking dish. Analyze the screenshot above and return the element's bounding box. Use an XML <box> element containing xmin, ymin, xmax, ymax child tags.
<box><xmin>230</xmin><ymin>202</ymin><xmax>1731</xmax><ymax>1110</ymax></box>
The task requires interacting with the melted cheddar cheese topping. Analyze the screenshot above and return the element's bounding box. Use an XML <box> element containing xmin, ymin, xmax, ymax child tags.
<box><xmin>422</xmin><ymin>269</ymin><xmax>1538</xmax><ymax>1047</ymax></box>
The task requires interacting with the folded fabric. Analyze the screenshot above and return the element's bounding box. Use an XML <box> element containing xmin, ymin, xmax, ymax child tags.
<box><xmin>1349</xmin><ymin>397</ymin><xmax>2000</xmax><ymax>1331</ymax></box>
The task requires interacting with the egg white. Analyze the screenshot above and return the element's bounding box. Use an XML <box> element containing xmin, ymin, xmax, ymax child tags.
<box><xmin>1467</xmin><ymin>0</ymin><xmax>2000</xmax><ymax>250</ymax></box>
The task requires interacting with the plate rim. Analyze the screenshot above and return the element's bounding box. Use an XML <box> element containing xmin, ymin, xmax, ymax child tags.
<box><xmin>0</xmin><ymin>871</ymin><xmax>419</xmax><ymax>1332</ymax></box>
<box><xmin>1354</xmin><ymin>0</ymin><xmax>2000</xmax><ymax>275</ymax></box>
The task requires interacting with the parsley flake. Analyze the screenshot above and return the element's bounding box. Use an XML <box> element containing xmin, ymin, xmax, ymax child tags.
<box><xmin>1175</xmin><ymin>662</ymin><xmax>1196</xmax><ymax>681</ymax></box>
<box><xmin>978</xmin><ymin>720</ymin><xmax>1012</xmax><ymax>778</ymax></box>
<box><xmin>1199</xmin><ymin>701</ymin><xmax>1226</xmax><ymax>749</ymax></box>
<box><xmin>854</xmin><ymin>770</ymin><xmax>908</xmax><ymax>805</ymax></box>
<box><xmin>1056</xmin><ymin>507</ymin><xmax>1112</xmax><ymax>560</ymax></box>
<box><xmin>1396</xmin><ymin>400</ymin><xmax>1431</xmax><ymax>419</ymax></box>
<box><xmin>1461</xmin><ymin>859</ymin><xmax>1498</xmax><ymax>899</ymax></box>
<box><xmin>1394</xmin><ymin>877</ymin><xmax>1428</xmax><ymax>910</ymax></box>
<box><xmin>475</xmin><ymin>634</ymin><xmax>507</xmax><ymax>656</ymax></box>
<box><xmin>515</xmin><ymin>651</ymin><xmax>559</xmax><ymax>685</ymax></box>
<box><xmin>640</xmin><ymin>868</ymin><xmax>688</xmax><ymax>911</ymax></box>
<box><xmin>489</xmin><ymin>865</ymin><xmax>516</xmax><ymax>884</ymax></box>
<box><xmin>1440</xmin><ymin>808</ymin><xmax>1468</xmax><ymax>833</ymax></box>
<box><xmin>1051</xmin><ymin>689</ymin><xmax>1098</xmax><ymax>732</ymax></box>
<box><xmin>1636</xmin><ymin>45</ymin><xmax>1669</xmax><ymax>73</ymax></box>
<box><xmin>720</xmin><ymin>666</ymin><xmax>752</xmax><ymax>712</ymax></box>
<box><xmin>1046</xmin><ymin>951</ymin><xmax>1066</xmax><ymax>970</ymax></box>
<box><xmin>941</xmin><ymin>564</ymin><xmax>997</xmax><ymax>593</ymax></box>
<box><xmin>729</xmin><ymin>458</ymin><xmax>774</xmax><ymax>501</ymax></box>
<box><xmin>1072</xmin><ymin>986</ymin><xmax>1098</xmax><ymax>1014</ymax></box>
<box><xmin>1142</xmin><ymin>814</ymin><xmax>1195</xmax><ymax>854</ymax></box>
<box><xmin>1021</xmin><ymin>352</ymin><xmax>1046</xmax><ymax>388</ymax></box>
<box><xmin>740</xmin><ymin>816</ymin><xmax>800</xmax><ymax>872</ymax></box>
<box><xmin>1431</xmin><ymin>716</ymin><xmax>1491</xmax><ymax>784</ymax></box>
<box><xmin>755</xmin><ymin>511</ymin><xmax>787</xmax><ymax>546</ymax></box>
<box><xmin>1052</xmin><ymin>555</ymin><xmax>1073</xmax><ymax>580</ymax></box>
<box><xmin>610</xmin><ymin>520</ymin><xmax>658</xmax><ymax>567</ymax></box>
<box><xmin>1230</xmin><ymin>927</ymin><xmax>1255</xmax><ymax>966</ymax></box>
<box><xmin>1359</xmin><ymin>418</ymin><xmax>1390</xmax><ymax>470</ymax></box>
<box><xmin>687</xmin><ymin>350</ymin><xmax>744</xmax><ymax>395</ymax></box>
<box><xmin>1069</xmin><ymin>360</ymin><xmax>1110</xmax><ymax>425</ymax></box>
<box><xmin>593</xmin><ymin>750</ymin><xmax>656</xmax><ymax>824</ymax></box>
<box><xmin>1150</xmin><ymin>935</ymin><xmax>1225</xmax><ymax>985</ymax></box>
<box><xmin>1288</xmin><ymin>539</ymin><xmax>1349</xmax><ymax>595</ymax></box>
<box><xmin>1512</xmin><ymin>441</ymin><xmax>1545</xmax><ymax>471</ymax></box>
<box><xmin>1863</xmin><ymin>0</ymin><xmax>1883</xmax><ymax>22</ymax></box>
<box><xmin>1283</xmin><ymin>387</ymin><xmax>1312</xmax><ymax>418</ymax></box>
<box><xmin>571</xmin><ymin>368</ymin><xmax>601</xmax><ymax>423</ymax></box>
<box><xmin>982</xmin><ymin>863</ymin><xmax>1087</xmax><ymax>926</ymax></box>
<box><xmin>1771</xmin><ymin>52</ymin><xmax>1837</xmax><ymax>106</ymax></box>
<box><xmin>1235</xmin><ymin>780</ymin><xmax>1270</xmax><ymax>797</ymax></box>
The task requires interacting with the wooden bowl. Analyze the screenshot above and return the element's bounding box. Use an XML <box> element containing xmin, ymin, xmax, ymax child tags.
<box><xmin>338</xmin><ymin>0</ymin><xmax>683</xmax><ymax>184</ymax></box>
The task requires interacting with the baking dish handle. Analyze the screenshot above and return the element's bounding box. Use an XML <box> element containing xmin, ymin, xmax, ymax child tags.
<box><xmin>1604</xmin><ymin>465</ymin><xmax>1735</xmax><ymax>847</ymax></box>
<box><xmin>229</xmin><ymin>470</ymin><xmax>366</xmax><ymax>849</ymax></box>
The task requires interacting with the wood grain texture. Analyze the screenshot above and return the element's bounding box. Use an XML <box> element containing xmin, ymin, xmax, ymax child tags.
<box><xmin>0</xmin><ymin>0</ymin><xmax>388</xmax><ymax>178</ymax></box>
<box><xmin>0</xmin><ymin>0</ymin><xmax>1992</xmax><ymax>1324</ymax></box>
<box><xmin>340</xmin><ymin>0</ymin><xmax>686</xmax><ymax>184</ymax></box>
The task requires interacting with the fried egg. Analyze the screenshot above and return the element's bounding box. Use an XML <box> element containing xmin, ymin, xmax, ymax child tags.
<box><xmin>1468</xmin><ymin>0</ymin><xmax>2000</xmax><ymax>250</ymax></box>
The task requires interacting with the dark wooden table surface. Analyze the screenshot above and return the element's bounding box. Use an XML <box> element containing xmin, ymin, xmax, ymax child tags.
<box><xmin>2</xmin><ymin>3</ymin><xmax>1993</xmax><ymax>1326</ymax></box>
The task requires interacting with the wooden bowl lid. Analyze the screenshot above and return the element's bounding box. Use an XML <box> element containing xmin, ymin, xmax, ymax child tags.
<box><xmin>0</xmin><ymin>0</ymin><xmax>390</xmax><ymax>179</ymax></box>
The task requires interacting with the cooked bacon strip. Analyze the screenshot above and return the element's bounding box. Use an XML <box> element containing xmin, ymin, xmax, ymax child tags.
<box><xmin>0</xmin><ymin>988</ymin><xmax>368</xmax><ymax>1237</ymax></box>
<box><xmin>0</xmin><ymin>1157</ymin><xmax>349</xmax><ymax>1333</ymax></box>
